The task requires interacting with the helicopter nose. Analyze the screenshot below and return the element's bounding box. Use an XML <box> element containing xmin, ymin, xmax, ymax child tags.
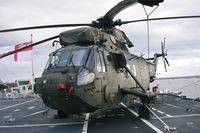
<box><xmin>34</xmin><ymin>72</ymin><xmax>76</xmax><ymax>95</ymax></box>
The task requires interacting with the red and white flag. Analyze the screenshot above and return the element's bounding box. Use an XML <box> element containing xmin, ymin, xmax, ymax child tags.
<box><xmin>0</xmin><ymin>41</ymin><xmax>33</xmax><ymax>61</ymax></box>
<box><xmin>14</xmin><ymin>41</ymin><xmax>33</xmax><ymax>62</ymax></box>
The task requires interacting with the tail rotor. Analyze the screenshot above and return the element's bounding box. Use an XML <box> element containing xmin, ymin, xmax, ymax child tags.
<box><xmin>161</xmin><ymin>38</ymin><xmax>170</xmax><ymax>72</ymax></box>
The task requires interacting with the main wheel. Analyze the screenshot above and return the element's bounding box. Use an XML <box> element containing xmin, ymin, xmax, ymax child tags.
<box><xmin>56</xmin><ymin>110</ymin><xmax>69</xmax><ymax>118</ymax></box>
<box><xmin>138</xmin><ymin>105</ymin><xmax>151</xmax><ymax>120</ymax></box>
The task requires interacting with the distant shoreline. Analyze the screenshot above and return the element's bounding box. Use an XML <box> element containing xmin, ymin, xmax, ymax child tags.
<box><xmin>155</xmin><ymin>75</ymin><xmax>200</xmax><ymax>80</ymax></box>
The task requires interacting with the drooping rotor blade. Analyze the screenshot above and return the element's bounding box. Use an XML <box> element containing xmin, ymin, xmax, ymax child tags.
<box><xmin>0</xmin><ymin>23</ymin><xmax>93</xmax><ymax>33</ymax></box>
<box><xmin>102</xmin><ymin>0</ymin><xmax>138</xmax><ymax>22</ymax></box>
<box><xmin>0</xmin><ymin>35</ymin><xmax>59</xmax><ymax>59</ymax></box>
<box><xmin>102</xmin><ymin>0</ymin><xmax>164</xmax><ymax>22</ymax></box>
<box><xmin>121</xmin><ymin>15</ymin><xmax>200</xmax><ymax>25</ymax></box>
<box><xmin>138</xmin><ymin>0</ymin><xmax>164</xmax><ymax>7</ymax></box>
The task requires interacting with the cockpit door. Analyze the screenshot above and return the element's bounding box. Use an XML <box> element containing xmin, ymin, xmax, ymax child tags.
<box><xmin>94</xmin><ymin>50</ymin><xmax>108</xmax><ymax>107</ymax></box>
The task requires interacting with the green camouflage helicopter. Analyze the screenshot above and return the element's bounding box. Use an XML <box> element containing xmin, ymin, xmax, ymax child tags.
<box><xmin>1</xmin><ymin>0</ymin><xmax>200</xmax><ymax>119</ymax></box>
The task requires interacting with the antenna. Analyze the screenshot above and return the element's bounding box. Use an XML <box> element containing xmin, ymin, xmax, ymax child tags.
<box><xmin>142</xmin><ymin>5</ymin><xmax>159</xmax><ymax>58</ymax></box>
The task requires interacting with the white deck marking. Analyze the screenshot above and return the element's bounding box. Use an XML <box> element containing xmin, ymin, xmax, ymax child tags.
<box><xmin>3</xmin><ymin>116</ymin><xmax>12</xmax><ymax>119</ymax></box>
<box><xmin>27</xmin><ymin>106</ymin><xmax>35</xmax><ymax>110</ymax></box>
<box><xmin>152</xmin><ymin>107</ymin><xmax>172</xmax><ymax>117</ymax></box>
<box><xmin>0</xmin><ymin>99</ymin><xmax>36</xmax><ymax>111</ymax></box>
<box><xmin>169</xmin><ymin>114</ymin><xmax>200</xmax><ymax>118</ymax></box>
<box><xmin>13</xmin><ymin>109</ymin><xmax>20</xmax><ymax>112</ymax></box>
<box><xmin>165</xmin><ymin>114</ymin><xmax>173</xmax><ymax>117</ymax></box>
<box><xmin>152</xmin><ymin>108</ymin><xmax>156</xmax><ymax>111</ymax></box>
<box><xmin>23</xmin><ymin>110</ymin><xmax>49</xmax><ymax>118</ymax></box>
<box><xmin>157</xmin><ymin>110</ymin><xmax>165</xmax><ymax>114</ymax></box>
<box><xmin>0</xmin><ymin>122</ymin><xmax>83</xmax><ymax>128</ymax></box>
<box><xmin>164</xmin><ymin>103</ymin><xmax>183</xmax><ymax>109</ymax></box>
<box><xmin>121</xmin><ymin>103</ymin><xmax>164</xmax><ymax>133</ymax></box>
<box><xmin>82</xmin><ymin>113</ymin><xmax>90</xmax><ymax>133</ymax></box>
<box><xmin>186</xmin><ymin>122</ymin><xmax>194</xmax><ymax>125</ymax></box>
<box><xmin>152</xmin><ymin>113</ymin><xmax>200</xmax><ymax>119</ymax></box>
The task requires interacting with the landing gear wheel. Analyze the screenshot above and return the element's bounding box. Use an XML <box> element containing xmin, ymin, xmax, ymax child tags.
<box><xmin>58</xmin><ymin>110</ymin><xmax>67</xmax><ymax>117</ymax></box>
<box><xmin>54</xmin><ymin>110</ymin><xmax>69</xmax><ymax>119</ymax></box>
<box><xmin>138</xmin><ymin>105</ymin><xmax>150</xmax><ymax>120</ymax></box>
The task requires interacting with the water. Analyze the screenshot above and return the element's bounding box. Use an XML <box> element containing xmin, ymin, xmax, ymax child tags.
<box><xmin>150</xmin><ymin>75</ymin><xmax>200</xmax><ymax>99</ymax></box>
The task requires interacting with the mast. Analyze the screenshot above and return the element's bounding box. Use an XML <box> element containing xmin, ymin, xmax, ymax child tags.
<box><xmin>30</xmin><ymin>34</ymin><xmax>35</xmax><ymax>88</ymax></box>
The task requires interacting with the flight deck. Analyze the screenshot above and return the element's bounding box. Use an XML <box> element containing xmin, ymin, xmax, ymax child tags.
<box><xmin>0</xmin><ymin>94</ymin><xmax>200</xmax><ymax>133</ymax></box>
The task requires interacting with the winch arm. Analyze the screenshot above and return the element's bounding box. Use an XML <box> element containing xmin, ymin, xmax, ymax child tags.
<box><xmin>121</xmin><ymin>88</ymin><xmax>155</xmax><ymax>104</ymax></box>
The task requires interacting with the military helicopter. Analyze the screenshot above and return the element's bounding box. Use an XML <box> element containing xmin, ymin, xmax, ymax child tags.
<box><xmin>0</xmin><ymin>0</ymin><xmax>200</xmax><ymax>119</ymax></box>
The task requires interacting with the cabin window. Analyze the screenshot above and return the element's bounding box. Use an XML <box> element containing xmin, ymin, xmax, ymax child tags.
<box><xmin>96</xmin><ymin>51</ymin><xmax>106</xmax><ymax>72</ymax></box>
<box><xmin>28</xmin><ymin>85</ymin><xmax>32</xmax><ymax>90</ymax></box>
<box><xmin>23</xmin><ymin>86</ymin><xmax>26</xmax><ymax>90</ymax></box>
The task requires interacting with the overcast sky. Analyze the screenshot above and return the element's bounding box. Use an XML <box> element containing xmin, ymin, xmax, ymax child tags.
<box><xmin>0</xmin><ymin>0</ymin><xmax>200</xmax><ymax>82</ymax></box>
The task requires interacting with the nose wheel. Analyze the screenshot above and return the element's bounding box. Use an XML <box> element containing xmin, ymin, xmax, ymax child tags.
<box><xmin>138</xmin><ymin>105</ymin><xmax>151</xmax><ymax>119</ymax></box>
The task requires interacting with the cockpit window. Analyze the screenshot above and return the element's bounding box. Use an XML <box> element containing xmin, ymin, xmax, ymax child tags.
<box><xmin>45</xmin><ymin>48</ymin><xmax>70</xmax><ymax>69</ymax></box>
<box><xmin>45</xmin><ymin>47</ymin><xmax>90</xmax><ymax>69</ymax></box>
<box><xmin>68</xmin><ymin>49</ymin><xmax>90</xmax><ymax>67</ymax></box>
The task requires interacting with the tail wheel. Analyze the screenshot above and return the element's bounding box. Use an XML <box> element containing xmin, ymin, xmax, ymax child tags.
<box><xmin>138</xmin><ymin>105</ymin><xmax>150</xmax><ymax>120</ymax></box>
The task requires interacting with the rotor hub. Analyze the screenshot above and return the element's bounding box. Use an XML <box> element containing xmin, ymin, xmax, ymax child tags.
<box><xmin>92</xmin><ymin>19</ymin><xmax>122</xmax><ymax>30</ymax></box>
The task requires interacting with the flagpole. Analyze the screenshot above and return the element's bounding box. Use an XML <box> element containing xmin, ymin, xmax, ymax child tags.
<box><xmin>31</xmin><ymin>34</ymin><xmax>35</xmax><ymax>88</ymax></box>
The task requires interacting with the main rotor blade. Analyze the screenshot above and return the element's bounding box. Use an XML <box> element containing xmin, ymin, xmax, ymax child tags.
<box><xmin>0</xmin><ymin>35</ymin><xmax>59</xmax><ymax>59</ymax></box>
<box><xmin>0</xmin><ymin>23</ymin><xmax>93</xmax><ymax>33</ymax></box>
<box><xmin>102</xmin><ymin>0</ymin><xmax>138</xmax><ymax>22</ymax></box>
<box><xmin>122</xmin><ymin>15</ymin><xmax>200</xmax><ymax>24</ymax></box>
<box><xmin>102</xmin><ymin>0</ymin><xmax>164</xmax><ymax>22</ymax></box>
